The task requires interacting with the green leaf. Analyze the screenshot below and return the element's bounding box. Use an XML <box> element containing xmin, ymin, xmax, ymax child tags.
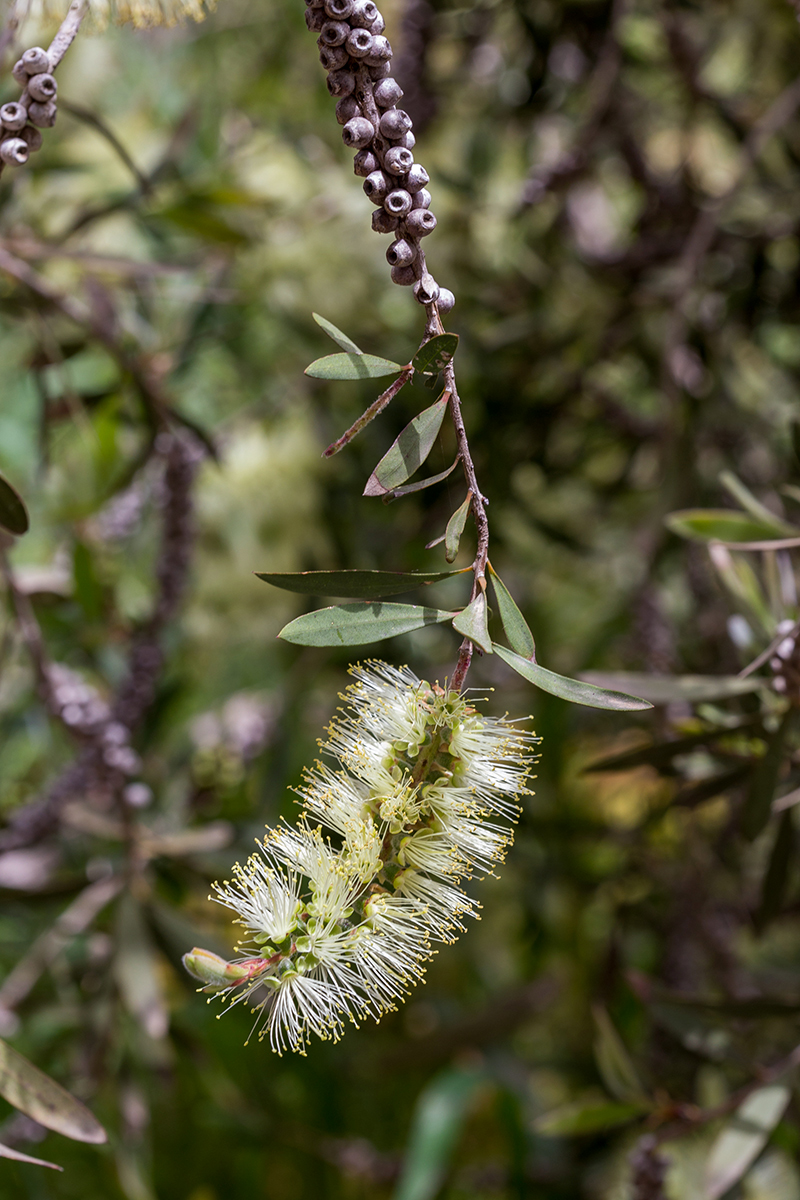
<box><xmin>256</xmin><ymin>568</ymin><xmax>467</xmax><ymax>598</ymax></box>
<box><xmin>393</xmin><ymin>1066</ymin><xmax>484</xmax><ymax>1200</ymax></box>
<box><xmin>673</xmin><ymin>765</ymin><xmax>751</xmax><ymax>808</ymax></box>
<box><xmin>278</xmin><ymin>602</ymin><xmax>457</xmax><ymax>647</ymax></box>
<box><xmin>584</xmin><ymin>719</ymin><xmax>762</xmax><ymax>773</ymax></box>
<box><xmin>444</xmin><ymin>494</ymin><xmax>471</xmax><ymax>563</ymax></box>
<box><xmin>719</xmin><ymin>470</ymin><xmax>798</xmax><ymax>535</ymax></box>
<box><xmin>708</xmin><ymin>543</ymin><xmax>774</xmax><ymax>634</ymax></box>
<box><xmin>312</xmin><ymin>312</ymin><xmax>363</xmax><ymax>355</ymax></box>
<box><xmin>305</xmin><ymin>353</ymin><xmax>402</xmax><ymax>380</ymax></box>
<box><xmin>411</xmin><ymin>333</ymin><xmax>459</xmax><ymax>376</ymax></box>
<box><xmin>578</xmin><ymin>671</ymin><xmax>763</xmax><ymax>705</ymax></box>
<box><xmin>384</xmin><ymin>456</ymin><xmax>460</xmax><ymax>500</ymax></box>
<box><xmin>364</xmin><ymin>396</ymin><xmax>448</xmax><ymax>497</ymax></box>
<box><xmin>453</xmin><ymin>592</ymin><xmax>493</xmax><ymax>654</ymax></box>
<box><xmin>592</xmin><ymin>1006</ymin><xmax>649</xmax><ymax>1104</ymax></box>
<box><xmin>704</xmin><ymin>1085</ymin><xmax>790</xmax><ymax>1200</ymax></box>
<box><xmin>666</xmin><ymin>510</ymin><xmax>795</xmax><ymax>544</ymax></box>
<box><xmin>0</xmin><ymin>1142</ymin><xmax>62</xmax><ymax>1170</ymax></box>
<box><xmin>0</xmin><ymin>1039</ymin><xmax>106</xmax><ymax>1144</ymax></box>
<box><xmin>534</xmin><ymin>1100</ymin><xmax>648</xmax><ymax>1137</ymax></box>
<box><xmin>741</xmin><ymin>707</ymin><xmax>799</xmax><ymax>841</ymax></box>
<box><xmin>0</xmin><ymin>472</ymin><xmax>29</xmax><ymax>536</ymax></box>
<box><xmin>755</xmin><ymin>807</ymin><xmax>794</xmax><ymax>930</ymax></box>
<box><xmin>489</xmin><ymin>568</ymin><xmax>535</xmax><ymax>659</ymax></box>
<box><xmin>495</xmin><ymin>646</ymin><xmax>652</xmax><ymax>711</ymax></box>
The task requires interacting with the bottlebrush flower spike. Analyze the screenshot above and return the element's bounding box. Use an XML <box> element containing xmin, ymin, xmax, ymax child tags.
<box><xmin>188</xmin><ymin>662</ymin><xmax>538</xmax><ymax>1054</ymax></box>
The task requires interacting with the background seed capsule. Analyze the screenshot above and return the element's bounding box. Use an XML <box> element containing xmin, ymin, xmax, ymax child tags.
<box><xmin>390</xmin><ymin>263</ymin><xmax>416</xmax><ymax>285</ymax></box>
<box><xmin>411</xmin><ymin>188</ymin><xmax>431</xmax><ymax>210</ymax></box>
<box><xmin>28</xmin><ymin>101</ymin><xmax>57</xmax><ymax>128</ymax></box>
<box><xmin>323</xmin><ymin>0</ymin><xmax>353</xmax><ymax>17</ymax></box>
<box><xmin>413</xmin><ymin>274</ymin><xmax>440</xmax><ymax>304</ymax></box>
<box><xmin>335</xmin><ymin>95</ymin><xmax>361</xmax><ymax>124</ymax></box>
<box><xmin>386</xmin><ymin>238</ymin><xmax>416</xmax><ymax>267</ymax></box>
<box><xmin>326</xmin><ymin>69</ymin><xmax>356</xmax><ymax>97</ymax></box>
<box><xmin>0</xmin><ymin>102</ymin><xmax>27</xmax><ymax>131</ymax></box>
<box><xmin>405</xmin><ymin>209</ymin><xmax>437</xmax><ymax>236</ymax></box>
<box><xmin>0</xmin><ymin>137</ymin><xmax>29</xmax><ymax>165</ymax></box>
<box><xmin>349</xmin><ymin>0</ymin><xmax>379</xmax><ymax>25</ymax></box>
<box><xmin>319</xmin><ymin>44</ymin><xmax>349</xmax><ymax>70</ymax></box>
<box><xmin>371</xmin><ymin>208</ymin><xmax>398</xmax><ymax>233</ymax></box>
<box><xmin>379</xmin><ymin>109</ymin><xmax>412</xmax><ymax>139</ymax></box>
<box><xmin>353</xmin><ymin>148</ymin><xmax>378</xmax><ymax>175</ymax></box>
<box><xmin>11</xmin><ymin>60</ymin><xmax>28</xmax><ymax>87</ymax></box>
<box><xmin>384</xmin><ymin>146</ymin><xmax>414</xmax><ymax>175</ymax></box>
<box><xmin>384</xmin><ymin>189</ymin><xmax>412</xmax><ymax>216</ymax></box>
<box><xmin>342</xmin><ymin>116</ymin><xmax>375</xmax><ymax>148</ymax></box>
<box><xmin>436</xmin><ymin>288</ymin><xmax>456</xmax><ymax>314</ymax></box>
<box><xmin>305</xmin><ymin>7</ymin><xmax>326</xmax><ymax>30</ymax></box>
<box><xmin>405</xmin><ymin>164</ymin><xmax>429</xmax><ymax>192</ymax></box>
<box><xmin>319</xmin><ymin>19</ymin><xmax>350</xmax><ymax>45</ymax></box>
<box><xmin>346</xmin><ymin>28</ymin><xmax>374</xmax><ymax>57</ymax></box>
<box><xmin>21</xmin><ymin>47</ymin><xmax>50</xmax><ymax>74</ymax></box>
<box><xmin>19</xmin><ymin>125</ymin><xmax>43</xmax><ymax>151</ymax></box>
<box><xmin>363</xmin><ymin>169</ymin><xmax>389</xmax><ymax>202</ymax></box>
<box><xmin>373</xmin><ymin>78</ymin><xmax>403</xmax><ymax>108</ymax></box>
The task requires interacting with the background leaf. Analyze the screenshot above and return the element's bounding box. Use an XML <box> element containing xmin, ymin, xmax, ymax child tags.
<box><xmin>704</xmin><ymin>1085</ymin><xmax>790</xmax><ymax>1200</ymax></box>
<box><xmin>0</xmin><ymin>1142</ymin><xmax>62</xmax><ymax>1170</ymax></box>
<box><xmin>0</xmin><ymin>472</ymin><xmax>29</xmax><ymax>536</ymax></box>
<box><xmin>495</xmin><ymin>646</ymin><xmax>652</xmax><ymax>710</ymax></box>
<box><xmin>534</xmin><ymin>1101</ymin><xmax>648</xmax><ymax>1137</ymax></box>
<box><xmin>305</xmin><ymin>353</ymin><xmax>402</xmax><ymax>380</ymax></box>
<box><xmin>256</xmin><ymin>568</ymin><xmax>466</xmax><ymax>598</ymax></box>
<box><xmin>312</xmin><ymin>312</ymin><xmax>363</xmax><ymax>355</ymax></box>
<box><xmin>0</xmin><ymin>1040</ymin><xmax>106</xmax><ymax>1144</ymax></box>
<box><xmin>278</xmin><ymin>603</ymin><xmax>457</xmax><ymax>646</ymax></box>
<box><xmin>393</xmin><ymin>1066</ymin><xmax>485</xmax><ymax>1200</ymax></box>
<box><xmin>592</xmin><ymin>1006</ymin><xmax>649</xmax><ymax>1104</ymax></box>
<box><xmin>666</xmin><ymin>510</ymin><xmax>795</xmax><ymax>544</ymax></box>
<box><xmin>364</xmin><ymin>396</ymin><xmax>448</xmax><ymax>496</ymax></box>
<box><xmin>578</xmin><ymin>672</ymin><xmax>763</xmax><ymax>704</ymax></box>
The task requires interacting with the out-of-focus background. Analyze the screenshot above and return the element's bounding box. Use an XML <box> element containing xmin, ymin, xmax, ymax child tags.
<box><xmin>3</xmin><ymin>0</ymin><xmax>800</xmax><ymax>1195</ymax></box>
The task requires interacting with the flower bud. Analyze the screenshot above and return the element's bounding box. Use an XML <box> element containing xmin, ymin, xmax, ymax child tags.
<box><xmin>27</xmin><ymin>73</ymin><xmax>57</xmax><ymax>103</ymax></box>
<box><xmin>11</xmin><ymin>60</ymin><xmax>28</xmax><ymax>88</ymax></box>
<box><xmin>319</xmin><ymin>43</ymin><xmax>349</xmax><ymax>70</ymax></box>
<box><xmin>379</xmin><ymin>108</ymin><xmax>412</xmax><ymax>139</ymax></box>
<box><xmin>305</xmin><ymin>6</ymin><xmax>326</xmax><ymax>29</ymax></box>
<box><xmin>413</xmin><ymin>273</ymin><xmax>439</xmax><ymax>304</ymax></box>
<box><xmin>319</xmin><ymin>19</ymin><xmax>349</xmax><ymax>44</ymax></box>
<box><xmin>372</xmin><ymin>208</ymin><xmax>398</xmax><ymax>233</ymax></box>
<box><xmin>390</xmin><ymin>263</ymin><xmax>416</xmax><ymax>285</ymax></box>
<box><xmin>363</xmin><ymin>169</ymin><xmax>389</xmax><ymax>202</ymax></box>
<box><xmin>326</xmin><ymin>69</ymin><xmax>356</xmax><ymax>97</ymax></box>
<box><xmin>21</xmin><ymin>47</ymin><xmax>50</xmax><ymax>75</ymax></box>
<box><xmin>28</xmin><ymin>101</ymin><xmax>57</xmax><ymax>129</ymax></box>
<box><xmin>411</xmin><ymin>187</ymin><xmax>431</xmax><ymax>210</ymax></box>
<box><xmin>405</xmin><ymin>209</ymin><xmax>436</xmax><ymax>236</ymax></box>
<box><xmin>182</xmin><ymin>948</ymin><xmax>250</xmax><ymax>989</ymax></box>
<box><xmin>436</xmin><ymin>287</ymin><xmax>455</xmax><ymax>314</ymax></box>
<box><xmin>384</xmin><ymin>188</ymin><xmax>412</xmax><ymax>216</ymax></box>
<box><xmin>342</xmin><ymin>116</ymin><xmax>375</xmax><ymax>148</ymax></box>
<box><xmin>353</xmin><ymin>147</ymin><xmax>378</xmax><ymax>175</ymax></box>
<box><xmin>323</xmin><ymin>0</ymin><xmax>353</xmax><ymax>15</ymax></box>
<box><xmin>346</xmin><ymin>27</ymin><xmax>374</xmax><ymax>57</ymax></box>
<box><xmin>0</xmin><ymin>102</ymin><xmax>27</xmax><ymax>131</ymax></box>
<box><xmin>365</xmin><ymin>34</ymin><xmax>392</xmax><ymax>63</ymax></box>
<box><xmin>373</xmin><ymin>78</ymin><xmax>403</xmax><ymax>108</ymax></box>
<box><xmin>349</xmin><ymin>0</ymin><xmax>379</xmax><ymax>25</ymax></box>
<box><xmin>384</xmin><ymin>146</ymin><xmax>413</xmax><ymax>175</ymax></box>
<box><xmin>335</xmin><ymin>95</ymin><xmax>361</xmax><ymax>125</ymax></box>
<box><xmin>0</xmin><ymin>137</ymin><xmax>28</xmax><ymax>166</ymax></box>
<box><xmin>405</xmin><ymin>163</ymin><xmax>429</xmax><ymax>192</ymax></box>
<box><xmin>386</xmin><ymin>238</ymin><xmax>416</xmax><ymax>267</ymax></box>
<box><xmin>19</xmin><ymin>125</ymin><xmax>43</xmax><ymax>152</ymax></box>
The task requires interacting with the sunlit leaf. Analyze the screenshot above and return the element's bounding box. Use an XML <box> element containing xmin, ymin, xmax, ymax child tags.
<box><xmin>704</xmin><ymin>1085</ymin><xmax>790</xmax><ymax>1200</ymax></box>
<box><xmin>411</xmin><ymin>333</ymin><xmax>459</xmax><ymax>376</ymax></box>
<box><xmin>489</xmin><ymin>567</ymin><xmax>535</xmax><ymax>659</ymax></box>
<box><xmin>364</xmin><ymin>395</ymin><xmax>448</xmax><ymax>497</ymax></box>
<box><xmin>312</xmin><ymin>312</ymin><xmax>363</xmax><ymax>355</ymax></box>
<box><xmin>0</xmin><ymin>1040</ymin><xmax>106</xmax><ymax>1144</ymax></box>
<box><xmin>666</xmin><ymin>510</ymin><xmax>794</xmax><ymax>543</ymax></box>
<box><xmin>257</xmin><ymin>568</ymin><xmax>467</xmax><ymax>598</ymax></box>
<box><xmin>0</xmin><ymin>472</ymin><xmax>29</xmax><ymax>536</ymax></box>
<box><xmin>384</xmin><ymin>457</ymin><xmax>460</xmax><ymax>500</ymax></box>
<box><xmin>579</xmin><ymin>671</ymin><xmax>763</xmax><ymax>705</ymax></box>
<box><xmin>592</xmin><ymin>1007</ymin><xmax>649</xmax><ymax>1104</ymax></box>
<box><xmin>535</xmin><ymin>1100</ymin><xmax>648</xmax><ymax>1137</ymax></box>
<box><xmin>393</xmin><ymin>1066</ymin><xmax>484</xmax><ymax>1200</ymax></box>
<box><xmin>444</xmin><ymin>494</ymin><xmax>471</xmax><ymax>563</ymax></box>
<box><xmin>279</xmin><ymin>602</ymin><xmax>457</xmax><ymax>646</ymax></box>
<box><xmin>495</xmin><ymin>646</ymin><xmax>652</xmax><ymax>710</ymax></box>
<box><xmin>0</xmin><ymin>1142</ymin><xmax>62</xmax><ymax>1170</ymax></box>
<box><xmin>305</xmin><ymin>353</ymin><xmax>402</xmax><ymax>380</ymax></box>
<box><xmin>452</xmin><ymin>592</ymin><xmax>493</xmax><ymax>654</ymax></box>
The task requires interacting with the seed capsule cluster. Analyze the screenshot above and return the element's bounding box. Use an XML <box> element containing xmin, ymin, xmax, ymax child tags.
<box><xmin>1</xmin><ymin>46</ymin><xmax>58</xmax><ymax>169</ymax></box>
<box><xmin>305</xmin><ymin>0</ymin><xmax>454</xmax><ymax>313</ymax></box>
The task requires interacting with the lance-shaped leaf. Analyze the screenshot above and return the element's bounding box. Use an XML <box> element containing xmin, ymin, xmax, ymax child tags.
<box><xmin>0</xmin><ymin>1142</ymin><xmax>62</xmax><ymax>1170</ymax></box>
<box><xmin>755</xmin><ymin>807</ymin><xmax>794</xmax><ymax>930</ymax></box>
<box><xmin>445</xmin><ymin>494</ymin><xmax>471</xmax><ymax>563</ymax></box>
<box><xmin>666</xmin><ymin>510</ymin><xmax>794</xmax><ymax>544</ymax></box>
<box><xmin>489</xmin><ymin>567</ymin><xmax>535</xmax><ymax>660</ymax></box>
<box><xmin>312</xmin><ymin>312</ymin><xmax>362</xmax><ymax>354</ymax></box>
<box><xmin>452</xmin><ymin>592</ymin><xmax>493</xmax><ymax>654</ymax></box>
<box><xmin>720</xmin><ymin>470</ymin><xmax>798</xmax><ymax>535</ymax></box>
<box><xmin>741</xmin><ymin>706</ymin><xmax>799</xmax><ymax>841</ymax></box>
<box><xmin>585</xmin><ymin>718</ymin><xmax>762</xmax><ymax>773</ymax></box>
<box><xmin>0</xmin><ymin>1039</ymin><xmax>106</xmax><ymax>1144</ymax></box>
<box><xmin>592</xmin><ymin>1007</ymin><xmax>649</xmax><ymax>1105</ymax></box>
<box><xmin>385</xmin><ymin>457</ymin><xmax>460</xmax><ymax>500</ymax></box>
<box><xmin>394</xmin><ymin>1065</ymin><xmax>484</xmax><ymax>1200</ymax></box>
<box><xmin>364</xmin><ymin>395</ymin><xmax>449</xmax><ymax>497</ymax></box>
<box><xmin>495</xmin><ymin>645</ymin><xmax>652</xmax><ymax>711</ymax></box>
<box><xmin>0</xmin><ymin>472</ymin><xmax>29</xmax><ymax>536</ymax></box>
<box><xmin>535</xmin><ymin>1100</ymin><xmax>648</xmax><ymax>1137</ymax></box>
<box><xmin>305</xmin><ymin>352</ymin><xmax>402</xmax><ymax>381</ymax></box>
<box><xmin>279</xmin><ymin>602</ymin><xmax>457</xmax><ymax>647</ymax></box>
<box><xmin>708</xmin><ymin>543</ymin><xmax>773</xmax><ymax>634</ymax></box>
<box><xmin>578</xmin><ymin>671</ymin><xmax>763</xmax><ymax>705</ymax></box>
<box><xmin>257</xmin><ymin>568</ymin><xmax>467</xmax><ymax>598</ymax></box>
<box><xmin>704</xmin><ymin>1085</ymin><xmax>790</xmax><ymax>1200</ymax></box>
<box><xmin>411</xmin><ymin>333</ymin><xmax>459</xmax><ymax>376</ymax></box>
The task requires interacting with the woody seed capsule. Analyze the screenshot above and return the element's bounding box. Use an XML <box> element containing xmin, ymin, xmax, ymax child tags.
<box><xmin>11</xmin><ymin>60</ymin><xmax>28</xmax><ymax>87</ymax></box>
<box><xmin>342</xmin><ymin>116</ymin><xmax>375</xmax><ymax>149</ymax></box>
<box><xmin>384</xmin><ymin>189</ymin><xmax>413</xmax><ymax>216</ymax></box>
<box><xmin>319</xmin><ymin>19</ymin><xmax>350</xmax><ymax>45</ymax></box>
<box><xmin>346</xmin><ymin>27</ymin><xmax>374</xmax><ymax>57</ymax></box>
<box><xmin>413</xmin><ymin>274</ymin><xmax>439</xmax><ymax>304</ymax></box>
<box><xmin>319</xmin><ymin>44</ymin><xmax>349</xmax><ymax>70</ymax></box>
<box><xmin>436</xmin><ymin>288</ymin><xmax>456</xmax><ymax>314</ymax></box>
<box><xmin>323</xmin><ymin>0</ymin><xmax>353</xmax><ymax>17</ymax></box>
<box><xmin>379</xmin><ymin>109</ymin><xmax>412</xmax><ymax>139</ymax></box>
<box><xmin>19</xmin><ymin>125</ymin><xmax>43</xmax><ymax>151</ymax></box>
<box><xmin>405</xmin><ymin>209</ymin><xmax>436</xmax><ymax>236</ymax></box>
<box><xmin>28</xmin><ymin>101</ymin><xmax>57</xmax><ymax>128</ymax></box>
<box><xmin>21</xmin><ymin>47</ymin><xmax>50</xmax><ymax>74</ymax></box>
<box><xmin>0</xmin><ymin>102</ymin><xmax>27</xmax><ymax>131</ymax></box>
<box><xmin>353</xmin><ymin>148</ymin><xmax>378</xmax><ymax>175</ymax></box>
<box><xmin>411</xmin><ymin>188</ymin><xmax>431</xmax><ymax>210</ymax></box>
<box><xmin>349</xmin><ymin>0</ymin><xmax>379</xmax><ymax>25</ymax></box>
<box><xmin>372</xmin><ymin>208</ymin><xmax>398</xmax><ymax>233</ymax></box>
<box><xmin>365</xmin><ymin>35</ymin><xmax>392</xmax><ymax>64</ymax></box>
<box><xmin>405</xmin><ymin>163</ymin><xmax>429</xmax><ymax>192</ymax></box>
<box><xmin>335</xmin><ymin>95</ymin><xmax>361</xmax><ymax>124</ymax></box>
<box><xmin>368</xmin><ymin>61</ymin><xmax>392</xmax><ymax>79</ymax></box>
<box><xmin>373</xmin><ymin>78</ymin><xmax>403</xmax><ymax>108</ymax></box>
<box><xmin>327</xmin><ymin>69</ymin><xmax>356</xmax><ymax>97</ymax></box>
<box><xmin>384</xmin><ymin>146</ymin><xmax>413</xmax><ymax>175</ymax></box>
<box><xmin>386</xmin><ymin>238</ymin><xmax>416</xmax><ymax>267</ymax></box>
<box><xmin>363</xmin><ymin>169</ymin><xmax>389</xmax><ymax>202</ymax></box>
<box><xmin>397</xmin><ymin>131</ymin><xmax>416</xmax><ymax>150</ymax></box>
<box><xmin>390</xmin><ymin>263</ymin><xmax>416</xmax><ymax>285</ymax></box>
<box><xmin>305</xmin><ymin>7</ymin><xmax>326</xmax><ymax>30</ymax></box>
<box><xmin>0</xmin><ymin>137</ymin><xmax>28</xmax><ymax>165</ymax></box>
<box><xmin>370</xmin><ymin>13</ymin><xmax>385</xmax><ymax>33</ymax></box>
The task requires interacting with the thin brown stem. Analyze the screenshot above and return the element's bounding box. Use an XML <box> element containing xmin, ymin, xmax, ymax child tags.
<box><xmin>324</xmin><ymin>369</ymin><xmax>412</xmax><ymax>457</ymax></box>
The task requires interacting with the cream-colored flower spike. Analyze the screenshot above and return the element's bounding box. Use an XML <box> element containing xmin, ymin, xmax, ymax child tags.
<box><xmin>184</xmin><ymin>662</ymin><xmax>539</xmax><ymax>1055</ymax></box>
<box><xmin>11</xmin><ymin>0</ymin><xmax>213</xmax><ymax>28</ymax></box>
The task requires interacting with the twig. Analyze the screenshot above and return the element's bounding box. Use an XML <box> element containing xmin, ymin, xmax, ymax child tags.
<box><xmin>59</xmin><ymin>100</ymin><xmax>149</xmax><ymax>192</ymax></box>
<box><xmin>47</xmin><ymin>0</ymin><xmax>88</xmax><ymax>70</ymax></box>
<box><xmin>324</xmin><ymin>369</ymin><xmax>413</xmax><ymax>457</ymax></box>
